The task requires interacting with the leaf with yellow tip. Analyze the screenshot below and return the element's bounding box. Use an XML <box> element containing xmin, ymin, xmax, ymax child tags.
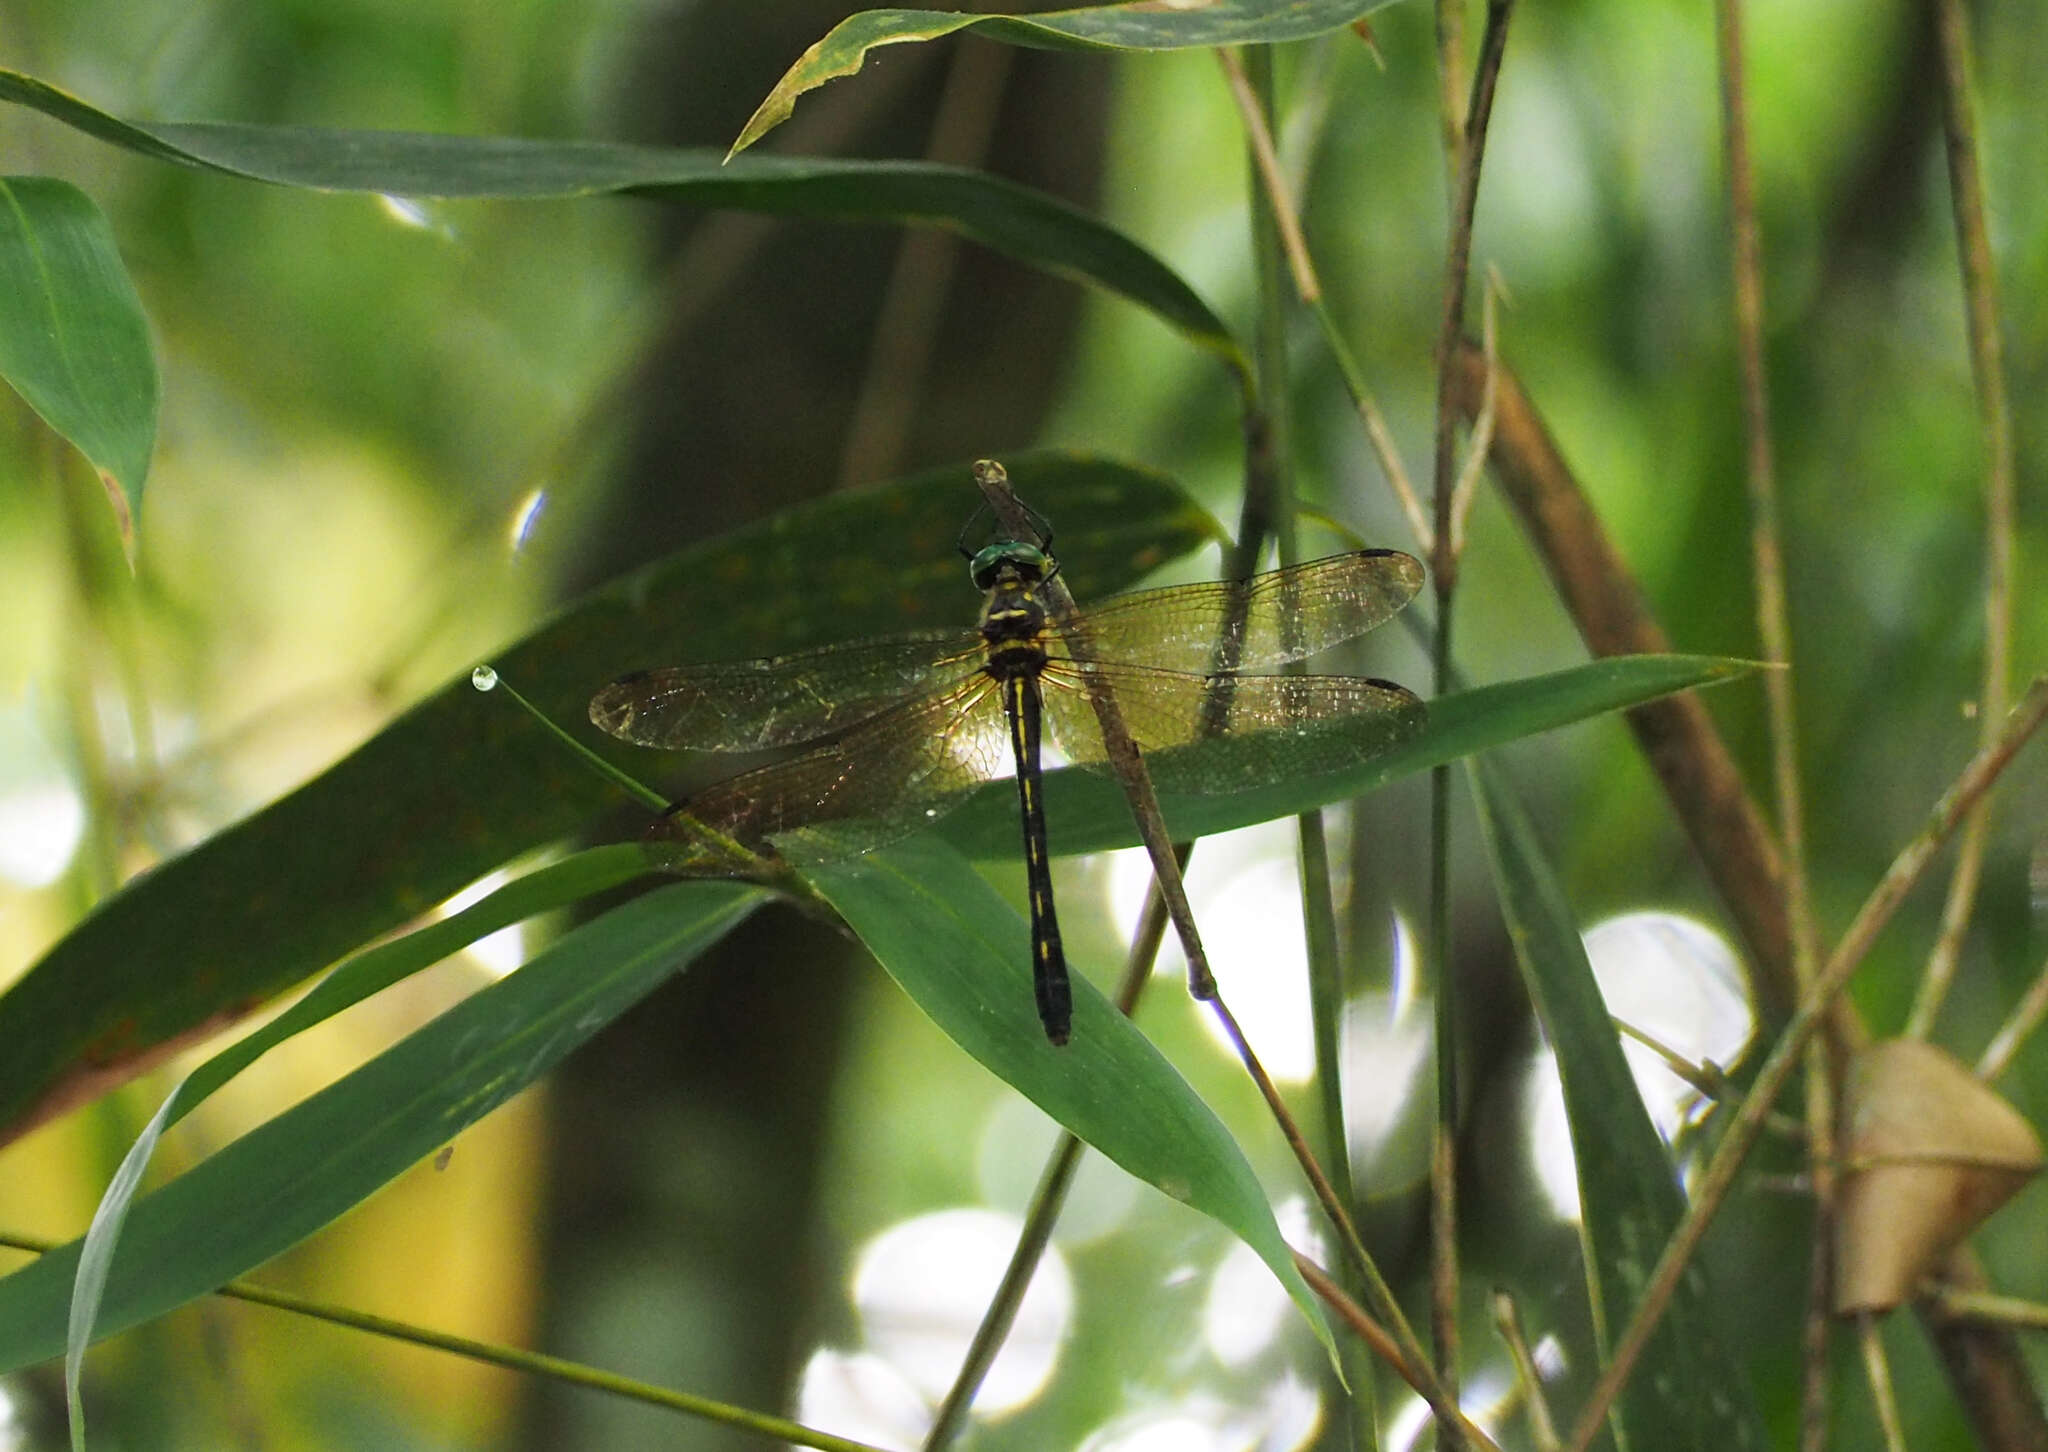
<box><xmin>731</xmin><ymin>0</ymin><xmax>1400</xmax><ymax>156</ymax></box>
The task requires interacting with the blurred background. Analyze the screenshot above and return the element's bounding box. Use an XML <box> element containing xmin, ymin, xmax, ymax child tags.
<box><xmin>0</xmin><ymin>0</ymin><xmax>2044</xmax><ymax>1447</ymax></box>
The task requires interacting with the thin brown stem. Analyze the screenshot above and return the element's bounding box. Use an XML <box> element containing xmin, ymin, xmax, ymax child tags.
<box><xmin>1434</xmin><ymin>0</ymin><xmax>1468</xmax><ymax>198</ymax></box>
<box><xmin>1426</xmin><ymin>8</ymin><xmax>1514</xmax><ymax>1421</ymax></box>
<box><xmin>1611</xmin><ymin>1018</ymin><xmax>1806</xmax><ymax>1139</ymax></box>
<box><xmin>1913</xmin><ymin>1245</ymin><xmax>2048</xmax><ymax>1451</ymax></box>
<box><xmin>1910</xmin><ymin>0</ymin><xmax>2018</xmax><ymax>1037</ymax></box>
<box><xmin>1429</xmin><ymin>0</ymin><xmax>1513</xmax><ymax>594</ymax></box>
<box><xmin>1216</xmin><ymin>48</ymin><xmax>1319</xmax><ymax>302</ymax></box>
<box><xmin>1315</xmin><ymin>299</ymin><xmax>1434</xmax><ymax>554</ymax></box>
<box><xmin>1859</xmin><ymin>1315</ymin><xmax>1910</xmax><ymax>1452</ymax></box>
<box><xmin>1297</xmin><ymin>1257</ymin><xmax>1510</xmax><ymax>1452</ymax></box>
<box><xmin>1445</xmin><ymin>271</ymin><xmax>1502</xmax><ymax>559</ymax></box>
<box><xmin>1201</xmin><ymin>991</ymin><xmax>1437</xmax><ymax>1393</ymax></box>
<box><xmin>1447</xmin><ymin>344</ymin><xmax>1805</xmax><ymax>1026</ymax></box>
<box><xmin>1298</xmin><ymin>1252</ymin><xmax>1414</xmax><ymax>1382</ymax></box>
<box><xmin>1804</xmin><ymin>1216</ymin><xmax>1838</xmax><ymax>1452</ymax></box>
<box><xmin>1976</xmin><ymin>949</ymin><xmax>2048</xmax><ymax>1082</ymax></box>
<box><xmin>0</xmin><ymin>1232</ymin><xmax>893</xmax><ymax>1452</ymax></box>
<box><xmin>1933</xmin><ymin>1290</ymin><xmax>2048</xmax><ymax>1333</ymax></box>
<box><xmin>1222</xmin><ymin>23</ymin><xmax>1431</xmax><ymax>557</ymax></box>
<box><xmin>1493</xmin><ymin>1289</ymin><xmax>1562</xmax><ymax>1452</ymax></box>
<box><xmin>1564</xmin><ymin>676</ymin><xmax>2048</xmax><ymax>1452</ymax></box>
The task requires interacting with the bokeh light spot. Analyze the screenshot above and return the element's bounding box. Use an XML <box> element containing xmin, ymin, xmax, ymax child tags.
<box><xmin>851</xmin><ymin>1208</ymin><xmax>1072</xmax><ymax>1413</ymax></box>
<box><xmin>1105</xmin><ymin>820</ymin><xmax>1316</xmax><ymax>1078</ymax></box>
<box><xmin>435</xmin><ymin>871</ymin><xmax>526</xmax><ymax>979</ymax></box>
<box><xmin>792</xmin><ymin>1349</ymin><xmax>931</xmax><ymax>1450</ymax></box>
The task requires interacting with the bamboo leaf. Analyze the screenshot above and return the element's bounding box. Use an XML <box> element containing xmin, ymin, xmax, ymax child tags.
<box><xmin>0</xmin><ymin>175</ymin><xmax>156</xmax><ymax>537</ymax></box>
<box><xmin>734</xmin><ymin>0</ymin><xmax>1398</xmax><ymax>154</ymax></box>
<box><xmin>1468</xmin><ymin>755</ymin><xmax>1765</xmax><ymax>1452</ymax></box>
<box><xmin>937</xmin><ymin>655</ymin><xmax>1756</xmax><ymax>860</ymax></box>
<box><xmin>807</xmin><ymin>837</ymin><xmax>1339</xmax><ymax>1363</ymax></box>
<box><xmin>0</xmin><ymin>453</ymin><xmax>1213</xmax><ymax>1143</ymax></box>
<box><xmin>0</xmin><ymin>880</ymin><xmax>762</xmax><ymax>1376</ymax></box>
<box><xmin>0</xmin><ymin>68</ymin><xmax>1241</xmax><ymax>373</ymax></box>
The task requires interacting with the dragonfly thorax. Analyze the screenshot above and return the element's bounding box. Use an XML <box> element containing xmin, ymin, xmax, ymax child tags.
<box><xmin>977</xmin><ymin>551</ymin><xmax>1055</xmax><ymax>675</ymax></box>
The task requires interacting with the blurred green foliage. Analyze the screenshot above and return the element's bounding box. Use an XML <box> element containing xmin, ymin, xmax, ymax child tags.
<box><xmin>0</xmin><ymin>0</ymin><xmax>2044</xmax><ymax>1448</ymax></box>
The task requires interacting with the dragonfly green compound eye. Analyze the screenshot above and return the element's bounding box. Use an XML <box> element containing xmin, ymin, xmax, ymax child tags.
<box><xmin>590</xmin><ymin>522</ymin><xmax>1425</xmax><ymax>1044</ymax></box>
<box><xmin>967</xmin><ymin>540</ymin><xmax>1051</xmax><ymax>592</ymax></box>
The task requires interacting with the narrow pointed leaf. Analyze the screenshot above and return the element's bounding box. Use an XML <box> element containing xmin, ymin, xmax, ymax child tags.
<box><xmin>61</xmin><ymin>840</ymin><xmax>656</xmax><ymax>1412</ymax></box>
<box><xmin>734</xmin><ymin>0</ymin><xmax>1397</xmax><ymax>154</ymax></box>
<box><xmin>807</xmin><ymin>837</ymin><xmax>1337</xmax><ymax>1363</ymax></box>
<box><xmin>0</xmin><ymin>68</ymin><xmax>1239</xmax><ymax>372</ymax></box>
<box><xmin>0</xmin><ymin>453</ymin><xmax>1215</xmax><ymax>1144</ymax></box>
<box><xmin>1468</xmin><ymin>755</ymin><xmax>1764</xmax><ymax>1451</ymax></box>
<box><xmin>937</xmin><ymin>655</ymin><xmax>1756</xmax><ymax>860</ymax></box>
<box><xmin>0</xmin><ymin>880</ymin><xmax>761</xmax><ymax>1375</ymax></box>
<box><xmin>0</xmin><ymin>175</ymin><xmax>156</xmax><ymax>535</ymax></box>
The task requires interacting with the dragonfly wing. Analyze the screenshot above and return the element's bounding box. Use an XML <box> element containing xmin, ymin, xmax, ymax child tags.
<box><xmin>1057</xmin><ymin>550</ymin><xmax>1423</xmax><ymax>673</ymax></box>
<box><xmin>661</xmin><ymin>672</ymin><xmax>1015</xmax><ymax>866</ymax></box>
<box><xmin>1038</xmin><ymin>663</ymin><xmax>1425</xmax><ymax>794</ymax></box>
<box><xmin>590</xmin><ymin>630</ymin><xmax>982</xmax><ymax>751</ymax></box>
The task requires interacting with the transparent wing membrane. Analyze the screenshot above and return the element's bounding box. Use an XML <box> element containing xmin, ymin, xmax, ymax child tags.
<box><xmin>589</xmin><ymin>630</ymin><xmax>981</xmax><ymax>751</ymax></box>
<box><xmin>654</xmin><ymin>674</ymin><xmax>1014</xmax><ymax>869</ymax></box>
<box><xmin>1036</xmin><ymin>664</ymin><xmax>1426</xmax><ymax>791</ymax></box>
<box><xmin>592</xmin><ymin>548</ymin><xmax>1425</xmax><ymax>870</ymax></box>
<box><xmin>1055</xmin><ymin>550</ymin><xmax>1423</xmax><ymax>674</ymax></box>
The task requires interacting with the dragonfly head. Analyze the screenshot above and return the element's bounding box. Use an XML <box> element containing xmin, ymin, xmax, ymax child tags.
<box><xmin>967</xmin><ymin>540</ymin><xmax>1052</xmax><ymax>591</ymax></box>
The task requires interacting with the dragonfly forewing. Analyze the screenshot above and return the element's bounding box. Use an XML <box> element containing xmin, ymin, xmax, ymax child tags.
<box><xmin>1057</xmin><ymin>550</ymin><xmax>1424</xmax><ymax>675</ymax></box>
<box><xmin>656</xmin><ymin>672</ymin><xmax>1017</xmax><ymax>870</ymax></box>
<box><xmin>590</xmin><ymin>630</ymin><xmax>984</xmax><ymax>751</ymax></box>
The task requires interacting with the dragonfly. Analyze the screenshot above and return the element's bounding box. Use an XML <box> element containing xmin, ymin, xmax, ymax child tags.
<box><xmin>590</xmin><ymin>515</ymin><xmax>1426</xmax><ymax>1045</ymax></box>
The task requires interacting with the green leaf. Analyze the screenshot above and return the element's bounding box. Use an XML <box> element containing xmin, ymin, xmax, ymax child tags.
<box><xmin>60</xmin><ymin>840</ymin><xmax>656</xmax><ymax>1423</ymax></box>
<box><xmin>937</xmin><ymin>654</ymin><xmax>1756</xmax><ymax>860</ymax></box>
<box><xmin>1467</xmin><ymin>756</ymin><xmax>1765</xmax><ymax>1452</ymax></box>
<box><xmin>0</xmin><ymin>68</ymin><xmax>1241</xmax><ymax>375</ymax></box>
<box><xmin>733</xmin><ymin>0</ymin><xmax>1396</xmax><ymax>154</ymax></box>
<box><xmin>0</xmin><ymin>453</ymin><xmax>1215</xmax><ymax>1142</ymax></box>
<box><xmin>0</xmin><ymin>880</ymin><xmax>762</xmax><ymax>1375</ymax></box>
<box><xmin>806</xmin><ymin>837</ymin><xmax>1337</xmax><ymax>1364</ymax></box>
<box><xmin>0</xmin><ymin>175</ymin><xmax>157</xmax><ymax>537</ymax></box>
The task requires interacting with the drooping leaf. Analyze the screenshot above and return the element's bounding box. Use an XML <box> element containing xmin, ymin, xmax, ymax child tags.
<box><xmin>0</xmin><ymin>68</ymin><xmax>1241</xmax><ymax>375</ymax></box>
<box><xmin>733</xmin><ymin>0</ymin><xmax>1398</xmax><ymax>154</ymax></box>
<box><xmin>1468</xmin><ymin>755</ymin><xmax>1765</xmax><ymax>1452</ymax></box>
<box><xmin>0</xmin><ymin>880</ymin><xmax>762</xmax><ymax>1375</ymax></box>
<box><xmin>0</xmin><ymin>453</ymin><xmax>1216</xmax><ymax>1143</ymax></box>
<box><xmin>0</xmin><ymin>175</ymin><xmax>157</xmax><ymax>537</ymax></box>
<box><xmin>807</xmin><ymin>837</ymin><xmax>1338</xmax><ymax>1363</ymax></box>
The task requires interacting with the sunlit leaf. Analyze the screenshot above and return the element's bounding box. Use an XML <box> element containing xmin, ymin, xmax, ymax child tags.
<box><xmin>0</xmin><ymin>175</ymin><xmax>156</xmax><ymax>538</ymax></box>
<box><xmin>936</xmin><ymin>654</ymin><xmax>1756</xmax><ymax>859</ymax></box>
<box><xmin>733</xmin><ymin>0</ymin><xmax>1398</xmax><ymax>154</ymax></box>
<box><xmin>807</xmin><ymin>837</ymin><xmax>1338</xmax><ymax>1363</ymax></box>
<box><xmin>0</xmin><ymin>880</ymin><xmax>762</xmax><ymax>1375</ymax></box>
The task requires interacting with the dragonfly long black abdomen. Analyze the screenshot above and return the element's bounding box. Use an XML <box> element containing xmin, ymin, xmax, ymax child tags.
<box><xmin>1004</xmin><ymin>671</ymin><xmax>1070</xmax><ymax>1043</ymax></box>
<box><xmin>976</xmin><ymin>539</ymin><xmax>1073</xmax><ymax>1043</ymax></box>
